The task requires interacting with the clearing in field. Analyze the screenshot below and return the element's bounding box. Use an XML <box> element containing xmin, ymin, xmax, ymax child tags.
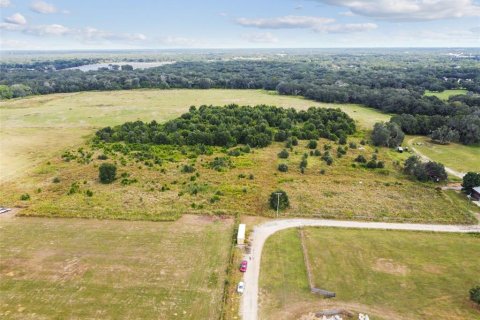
<box><xmin>260</xmin><ymin>228</ymin><xmax>480</xmax><ymax>320</ymax></box>
<box><xmin>423</xmin><ymin>89</ymin><xmax>468</xmax><ymax>100</ymax></box>
<box><xmin>0</xmin><ymin>89</ymin><xmax>389</xmax><ymax>183</ymax></box>
<box><xmin>0</xmin><ymin>214</ymin><xmax>233</xmax><ymax>320</ymax></box>
<box><xmin>407</xmin><ymin>136</ymin><xmax>480</xmax><ymax>174</ymax></box>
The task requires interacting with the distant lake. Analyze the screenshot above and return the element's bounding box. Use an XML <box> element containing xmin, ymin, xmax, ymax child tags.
<box><xmin>67</xmin><ymin>61</ymin><xmax>176</xmax><ymax>71</ymax></box>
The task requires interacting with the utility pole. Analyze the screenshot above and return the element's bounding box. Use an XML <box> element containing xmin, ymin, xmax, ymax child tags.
<box><xmin>275</xmin><ymin>192</ymin><xmax>282</xmax><ymax>218</ymax></box>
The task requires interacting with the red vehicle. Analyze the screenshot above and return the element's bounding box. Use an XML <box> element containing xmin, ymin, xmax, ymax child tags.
<box><xmin>239</xmin><ymin>260</ymin><xmax>248</xmax><ymax>272</ymax></box>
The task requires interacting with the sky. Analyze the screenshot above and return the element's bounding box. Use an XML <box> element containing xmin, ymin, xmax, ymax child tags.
<box><xmin>0</xmin><ymin>0</ymin><xmax>479</xmax><ymax>50</ymax></box>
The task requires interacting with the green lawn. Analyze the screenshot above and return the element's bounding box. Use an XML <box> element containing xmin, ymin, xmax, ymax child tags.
<box><xmin>260</xmin><ymin>228</ymin><xmax>480</xmax><ymax>320</ymax></box>
<box><xmin>0</xmin><ymin>215</ymin><xmax>233</xmax><ymax>320</ymax></box>
<box><xmin>407</xmin><ymin>136</ymin><xmax>480</xmax><ymax>174</ymax></box>
<box><xmin>424</xmin><ymin>89</ymin><xmax>468</xmax><ymax>100</ymax></box>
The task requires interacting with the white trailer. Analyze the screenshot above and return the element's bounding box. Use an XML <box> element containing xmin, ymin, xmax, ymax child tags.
<box><xmin>237</xmin><ymin>224</ymin><xmax>246</xmax><ymax>245</ymax></box>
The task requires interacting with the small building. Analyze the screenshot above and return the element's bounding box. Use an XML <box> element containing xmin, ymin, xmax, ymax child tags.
<box><xmin>237</xmin><ymin>224</ymin><xmax>246</xmax><ymax>245</ymax></box>
<box><xmin>397</xmin><ymin>147</ymin><xmax>404</xmax><ymax>153</ymax></box>
<box><xmin>472</xmin><ymin>187</ymin><xmax>480</xmax><ymax>201</ymax></box>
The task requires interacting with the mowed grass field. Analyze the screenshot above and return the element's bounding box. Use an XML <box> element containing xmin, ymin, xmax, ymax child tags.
<box><xmin>0</xmin><ymin>89</ymin><xmax>389</xmax><ymax>183</ymax></box>
<box><xmin>424</xmin><ymin>89</ymin><xmax>468</xmax><ymax>100</ymax></box>
<box><xmin>407</xmin><ymin>136</ymin><xmax>480</xmax><ymax>174</ymax></box>
<box><xmin>260</xmin><ymin>228</ymin><xmax>480</xmax><ymax>320</ymax></box>
<box><xmin>0</xmin><ymin>214</ymin><xmax>233</xmax><ymax>319</ymax></box>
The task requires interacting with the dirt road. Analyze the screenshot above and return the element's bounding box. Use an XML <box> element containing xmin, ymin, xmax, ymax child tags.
<box><xmin>240</xmin><ymin>219</ymin><xmax>480</xmax><ymax>320</ymax></box>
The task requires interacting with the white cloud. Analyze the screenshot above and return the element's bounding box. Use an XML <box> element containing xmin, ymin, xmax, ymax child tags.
<box><xmin>316</xmin><ymin>23</ymin><xmax>377</xmax><ymax>33</ymax></box>
<box><xmin>25</xmin><ymin>24</ymin><xmax>70</xmax><ymax>36</ymax></box>
<box><xmin>157</xmin><ymin>36</ymin><xmax>199</xmax><ymax>47</ymax></box>
<box><xmin>235</xmin><ymin>15</ymin><xmax>376</xmax><ymax>34</ymax></box>
<box><xmin>242</xmin><ymin>32</ymin><xmax>279</xmax><ymax>43</ymax></box>
<box><xmin>0</xmin><ymin>22</ymin><xmax>24</xmax><ymax>31</ymax></box>
<box><xmin>4</xmin><ymin>13</ymin><xmax>27</xmax><ymax>25</ymax></box>
<box><xmin>30</xmin><ymin>0</ymin><xmax>58</xmax><ymax>14</ymax></box>
<box><xmin>339</xmin><ymin>11</ymin><xmax>355</xmax><ymax>17</ymax></box>
<box><xmin>236</xmin><ymin>16</ymin><xmax>334</xmax><ymax>29</ymax></box>
<box><xmin>315</xmin><ymin>0</ymin><xmax>480</xmax><ymax>21</ymax></box>
<box><xmin>80</xmin><ymin>27</ymin><xmax>146</xmax><ymax>42</ymax></box>
<box><xmin>0</xmin><ymin>0</ymin><xmax>11</xmax><ymax>8</ymax></box>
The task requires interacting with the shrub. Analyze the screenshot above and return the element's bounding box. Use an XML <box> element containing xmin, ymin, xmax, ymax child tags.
<box><xmin>52</xmin><ymin>177</ymin><xmax>60</xmax><ymax>183</ymax></box>
<box><xmin>208</xmin><ymin>157</ymin><xmax>233</xmax><ymax>171</ymax></box>
<box><xmin>307</xmin><ymin>140</ymin><xmax>317</xmax><ymax>149</ymax></box>
<box><xmin>86</xmin><ymin>190</ymin><xmax>94</xmax><ymax>197</ymax></box>
<box><xmin>366</xmin><ymin>160</ymin><xmax>378</xmax><ymax>169</ymax></box>
<box><xmin>99</xmin><ymin>163</ymin><xmax>117</xmax><ymax>184</ymax></box>
<box><xmin>470</xmin><ymin>286</ymin><xmax>480</xmax><ymax>305</ymax></box>
<box><xmin>20</xmin><ymin>193</ymin><xmax>30</xmax><ymax>201</ymax></box>
<box><xmin>248</xmin><ymin>174</ymin><xmax>254</xmax><ymax>180</ymax></box>
<box><xmin>181</xmin><ymin>164</ymin><xmax>196</xmax><ymax>173</ymax></box>
<box><xmin>278</xmin><ymin>149</ymin><xmax>289</xmax><ymax>159</ymax></box>
<box><xmin>278</xmin><ymin>164</ymin><xmax>288</xmax><ymax>172</ymax></box>
<box><xmin>322</xmin><ymin>153</ymin><xmax>333</xmax><ymax>165</ymax></box>
<box><xmin>462</xmin><ymin>172</ymin><xmax>480</xmax><ymax>193</ymax></box>
<box><xmin>269</xmin><ymin>190</ymin><xmax>290</xmax><ymax>211</ymax></box>
<box><xmin>354</xmin><ymin>155</ymin><xmax>367</xmax><ymax>163</ymax></box>
<box><xmin>97</xmin><ymin>154</ymin><xmax>108</xmax><ymax>160</ymax></box>
<box><xmin>67</xmin><ymin>182</ymin><xmax>80</xmax><ymax>195</ymax></box>
<box><xmin>320</xmin><ymin>169</ymin><xmax>326</xmax><ymax>174</ymax></box>
<box><xmin>313</xmin><ymin>149</ymin><xmax>321</xmax><ymax>156</ymax></box>
<box><xmin>376</xmin><ymin>161</ymin><xmax>385</xmax><ymax>169</ymax></box>
<box><xmin>291</xmin><ymin>136</ymin><xmax>298</xmax><ymax>146</ymax></box>
<box><xmin>337</xmin><ymin>146</ymin><xmax>347</xmax><ymax>155</ymax></box>
<box><xmin>349</xmin><ymin>142</ymin><xmax>357</xmax><ymax>149</ymax></box>
<box><xmin>338</xmin><ymin>136</ymin><xmax>347</xmax><ymax>145</ymax></box>
<box><xmin>299</xmin><ymin>159</ymin><xmax>308</xmax><ymax>169</ymax></box>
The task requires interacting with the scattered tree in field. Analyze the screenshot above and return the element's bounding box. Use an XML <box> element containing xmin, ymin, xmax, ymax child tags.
<box><xmin>462</xmin><ymin>172</ymin><xmax>480</xmax><ymax>193</ymax></box>
<box><xmin>278</xmin><ymin>164</ymin><xmax>288</xmax><ymax>172</ymax></box>
<box><xmin>278</xmin><ymin>149</ymin><xmax>289</xmax><ymax>159</ymax></box>
<box><xmin>99</xmin><ymin>163</ymin><xmax>117</xmax><ymax>183</ymax></box>
<box><xmin>269</xmin><ymin>190</ymin><xmax>289</xmax><ymax>211</ymax></box>
<box><xmin>307</xmin><ymin>140</ymin><xmax>317</xmax><ymax>149</ymax></box>
<box><xmin>470</xmin><ymin>286</ymin><xmax>480</xmax><ymax>305</ymax></box>
<box><xmin>372</xmin><ymin>122</ymin><xmax>405</xmax><ymax>148</ymax></box>
<box><xmin>403</xmin><ymin>156</ymin><xmax>447</xmax><ymax>182</ymax></box>
<box><xmin>429</xmin><ymin>125</ymin><xmax>460</xmax><ymax>144</ymax></box>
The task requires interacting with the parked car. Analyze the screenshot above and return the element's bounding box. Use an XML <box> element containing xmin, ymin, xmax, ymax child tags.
<box><xmin>239</xmin><ymin>260</ymin><xmax>248</xmax><ymax>272</ymax></box>
<box><xmin>237</xmin><ymin>281</ymin><xmax>245</xmax><ymax>294</ymax></box>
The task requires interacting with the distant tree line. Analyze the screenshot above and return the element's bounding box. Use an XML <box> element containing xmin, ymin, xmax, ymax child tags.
<box><xmin>95</xmin><ymin>104</ymin><xmax>356</xmax><ymax>148</ymax></box>
<box><xmin>1</xmin><ymin>55</ymin><xmax>479</xmax><ymax>144</ymax></box>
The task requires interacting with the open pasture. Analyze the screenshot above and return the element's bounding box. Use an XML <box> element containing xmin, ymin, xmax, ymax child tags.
<box><xmin>260</xmin><ymin>228</ymin><xmax>480</xmax><ymax>320</ymax></box>
<box><xmin>0</xmin><ymin>214</ymin><xmax>233</xmax><ymax>320</ymax></box>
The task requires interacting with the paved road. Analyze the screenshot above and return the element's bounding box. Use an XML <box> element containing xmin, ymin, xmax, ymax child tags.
<box><xmin>240</xmin><ymin>219</ymin><xmax>480</xmax><ymax>320</ymax></box>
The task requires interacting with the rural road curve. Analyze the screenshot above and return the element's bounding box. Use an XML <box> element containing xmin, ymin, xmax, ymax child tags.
<box><xmin>407</xmin><ymin>138</ymin><xmax>465</xmax><ymax>179</ymax></box>
<box><xmin>240</xmin><ymin>219</ymin><xmax>480</xmax><ymax>320</ymax></box>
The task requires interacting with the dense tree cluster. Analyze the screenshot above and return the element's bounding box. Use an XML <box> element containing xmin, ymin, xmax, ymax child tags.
<box><xmin>95</xmin><ymin>104</ymin><xmax>356</xmax><ymax>148</ymax></box>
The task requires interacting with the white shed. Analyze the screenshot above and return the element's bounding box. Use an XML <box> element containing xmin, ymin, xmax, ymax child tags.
<box><xmin>237</xmin><ymin>224</ymin><xmax>246</xmax><ymax>245</ymax></box>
